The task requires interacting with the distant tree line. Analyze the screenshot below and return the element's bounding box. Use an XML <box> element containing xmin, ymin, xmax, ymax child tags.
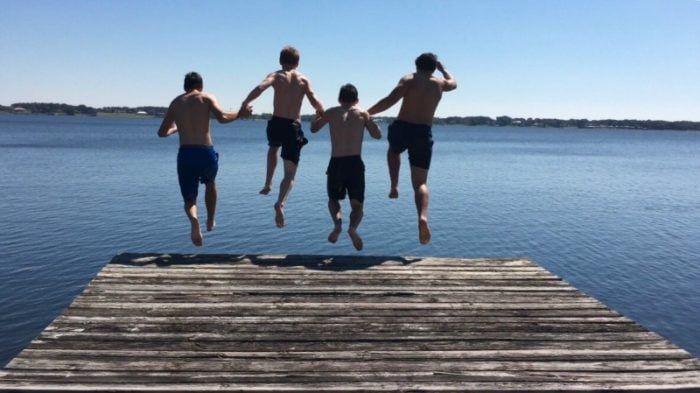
<box><xmin>3</xmin><ymin>102</ymin><xmax>98</xmax><ymax>116</ymax></box>
<box><xmin>2</xmin><ymin>103</ymin><xmax>700</xmax><ymax>131</ymax></box>
<box><xmin>100</xmin><ymin>106</ymin><xmax>168</xmax><ymax>117</ymax></box>
<box><xmin>427</xmin><ymin>115</ymin><xmax>700</xmax><ymax>131</ymax></box>
<box><xmin>1</xmin><ymin>103</ymin><xmax>167</xmax><ymax>117</ymax></box>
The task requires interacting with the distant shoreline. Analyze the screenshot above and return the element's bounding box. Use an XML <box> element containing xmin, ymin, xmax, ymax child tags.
<box><xmin>2</xmin><ymin>103</ymin><xmax>700</xmax><ymax>131</ymax></box>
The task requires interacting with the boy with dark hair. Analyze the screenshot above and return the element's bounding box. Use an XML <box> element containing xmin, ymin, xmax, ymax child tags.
<box><xmin>311</xmin><ymin>84</ymin><xmax>381</xmax><ymax>250</ymax></box>
<box><xmin>158</xmin><ymin>72</ymin><xmax>251</xmax><ymax>246</ymax></box>
<box><xmin>368</xmin><ymin>53</ymin><xmax>457</xmax><ymax>245</ymax></box>
<box><xmin>240</xmin><ymin>46</ymin><xmax>324</xmax><ymax>228</ymax></box>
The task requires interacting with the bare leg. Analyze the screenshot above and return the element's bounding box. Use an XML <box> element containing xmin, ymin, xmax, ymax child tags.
<box><xmin>348</xmin><ymin>199</ymin><xmax>364</xmax><ymax>251</ymax></box>
<box><xmin>387</xmin><ymin>148</ymin><xmax>400</xmax><ymax>199</ymax></box>
<box><xmin>327</xmin><ymin>199</ymin><xmax>342</xmax><ymax>243</ymax></box>
<box><xmin>184</xmin><ymin>199</ymin><xmax>203</xmax><ymax>247</ymax></box>
<box><xmin>410</xmin><ymin>166</ymin><xmax>431</xmax><ymax>245</ymax></box>
<box><xmin>260</xmin><ymin>146</ymin><xmax>278</xmax><ymax>195</ymax></box>
<box><xmin>274</xmin><ymin>159</ymin><xmax>298</xmax><ymax>228</ymax></box>
<box><xmin>205</xmin><ymin>182</ymin><xmax>217</xmax><ymax>232</ymax></box>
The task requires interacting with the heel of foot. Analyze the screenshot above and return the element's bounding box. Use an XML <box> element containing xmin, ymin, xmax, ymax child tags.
<box><xmin>418</xmin><ymin>219</ymin><xmax>431</xmax><ymax>245</ymax></box>
<box><xmin>348</xmin><ymin>229</ymin><xmax>363</xmax><ymax>251</ymax></box>
<box><xmin>274</xmin><ymin>203</ymin><xmax>285</xmax><ymax>228</ymax></box>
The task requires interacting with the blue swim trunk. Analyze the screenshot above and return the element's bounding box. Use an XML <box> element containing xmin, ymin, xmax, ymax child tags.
<box><xmin>177</xmin><ymin>145</ymin><xmax>218</xmax><ymax>201</ymax></box>
<box><xmin>388</xmin><ymin>120</ymin><xmax>433</xmax><ymax>170</ymax></box>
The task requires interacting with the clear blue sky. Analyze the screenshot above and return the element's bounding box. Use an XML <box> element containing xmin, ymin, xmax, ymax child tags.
<box><xmin>1</xmin><ymin>0</ymin><xmax>699</xmax><ymax>121</ymax></box>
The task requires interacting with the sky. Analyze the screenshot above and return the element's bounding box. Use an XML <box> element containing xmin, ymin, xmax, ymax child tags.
<box><xmin>1</xmin><ymin>0</ymin><xmax>699</xmax><ymax>121</ymax></box>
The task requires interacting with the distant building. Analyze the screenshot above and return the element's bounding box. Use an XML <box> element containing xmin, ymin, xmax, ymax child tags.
<box><xmin>13</xmin><ymin>107</ymin><xmax>28</xmax><ymax>113</ymax></box>
<box><xmin>136</xmin><ymin>111</ymin><xmax>148</xmax><ymax>115</ymax></box>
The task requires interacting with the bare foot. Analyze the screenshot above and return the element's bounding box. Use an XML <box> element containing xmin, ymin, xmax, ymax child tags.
<box><xmin>206</xmin><ymin>217</ymin><xmax>216</xmax><ymax>232</ymax></box>
<box><xmin>348</xmin><ymin>228</ymin><xmax>363</xmax><ymax>251</ymax></box>
<box><xmin>274</xmin><ymin>202</ymin><xmax>285</xmax><ymax>228</ymax></box>
<box><xmin>259</xmin><ymin>185</ymin><xmax>271</xmax><ymax>195</ymax></box>
<box><xmin>388</xmin><ymin>188</ymin><xmax>399</xmax><ymax>199</ymax></box>
<box><xmin>190</xmin><ymin>218</ymin><xmax>203</xmax><ymax>247</ymax></box>
<box><xmin>328</xmin><ymin>224</ymin><xmax>342</xmax><ymax>243</ymax></box>
<box><xmin>418</xmin><ymin>218</ymin><xmax>431</xmax><ymax>245</ymax></box>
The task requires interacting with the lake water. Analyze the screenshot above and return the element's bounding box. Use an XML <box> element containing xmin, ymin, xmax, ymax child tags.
<box><xmin>1</xmin><ymin>114</ymin><xmax>699</xmax><ymax>365</ymax></box>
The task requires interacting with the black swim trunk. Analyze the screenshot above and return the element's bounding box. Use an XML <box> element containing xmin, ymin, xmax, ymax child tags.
<box><xmin>326</xmin><ymin>155</ymin><xmax>365</xmax><ymax>203</ymax></box>
<box><xmin>266</xmin><ymin>116</ymin><xmax>308</xmax><ymax>165</ymax></box>
<box><xmin>387</xmin><ymin>119</ymin><xmax>434</xmax><ymax>170</ymax></box>
<box><xmin>177</xmin><ymin>145</ymin><xmax>218</xmax><ymax>201</ymax></box>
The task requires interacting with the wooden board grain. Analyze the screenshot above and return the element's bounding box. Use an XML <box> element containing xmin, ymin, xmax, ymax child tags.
<box><xmin>1</xmin><ymin>253</ymin><xmax>699</xmax><ymax>392</ymax></box>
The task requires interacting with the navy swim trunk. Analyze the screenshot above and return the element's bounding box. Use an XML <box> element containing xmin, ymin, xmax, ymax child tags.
<box><xmin>266</xmin><ymin>116</ymin><xmax>308</xmax><ymax>165</ymax></box>
<box><xmin>387</xmin><ymin>119</ymin><xmax>433</xmax><ymax>170</ymax></box>
<box><xmin>326</xmin><ymin>155</ymin><xmax>365</xmax><ymax>203</ymax></box>
<box><xmin>177</xmin><ymin>145</ymin><xmax>218</xmax><ymax>201</ymax></box>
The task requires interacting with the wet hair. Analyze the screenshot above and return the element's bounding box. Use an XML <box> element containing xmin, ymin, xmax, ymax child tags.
<box><xmin>338</xmin><ymin>84</ymin><xmax>358</xmax><ymax>104</ymax></box>
<box><xmin>279</xmin><ymin>46</ymin><xmax>300</xmax><ymax>66</ymax></box>
<box><xmin>183</xmin><ymin>72</ymin><xmax>203</xmax><ymax>91</ymax></box>
<box><xmin>415</xmin><ymin>53</ymin><xmax>438</xmax><ymax>73</ymax></box>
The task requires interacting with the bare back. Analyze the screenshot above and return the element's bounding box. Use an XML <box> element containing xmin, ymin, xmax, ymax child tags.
<box><xmin>272</xmin><ymin>70</ymin><xmax>308</xmax><ymax>121</ymax></box>
<box><xmin>326</xmin><ymin>106</ymin><xmax>370</xmax><ymax>157</ymax></box>
<box><xmin>168</xmin><ymin>91</ymin><xmax>214</xmax><ymax>145</ymax></box>
<box><xmin>397</xmin><ymin>73</ymin><xmax>445</xmax><ymax>126</ymax></box>
<box><xmin>312</xmin><ymin>104</ymin><xmax>381</xmax><ymax>157</ymax></box>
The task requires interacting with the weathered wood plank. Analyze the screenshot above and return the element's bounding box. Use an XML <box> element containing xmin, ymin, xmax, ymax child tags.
<box><xmin>2</xmin><ymin>381</ymin><xmax>700</xmax><ymax>392</ymax></box>
<box><xmin>26</xmin><ymin>338</ymin><xmax>680</xmax><ymax>352</ymax></box>
<box><xmin>31</xmin><ymin>331</ymin><xmax>667</xmax><ymax>343</ymax></box>
<box><xmin>14</xmin><ymin>349</ymin><xmax>699</xmax><ymax>362</ymax></box>
<box><xmin>1</xmin><ymin>253</ymin><xmax>699</xmax><ymax>392</ymax></box>
<box><xmin>62</xmin><ymin>306</ymin><xmax>623</xmax><ymax>317</ymax></box>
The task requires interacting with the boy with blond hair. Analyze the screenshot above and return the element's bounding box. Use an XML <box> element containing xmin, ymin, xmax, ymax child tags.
<box><xmin>240</xmin><ymin>46</ymin><xmax>324</xmax><ymax>228</ymax></box>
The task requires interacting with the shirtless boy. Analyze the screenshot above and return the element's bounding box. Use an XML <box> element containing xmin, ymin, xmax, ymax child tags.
<box><xmin>240</xmin><ymin>46</ymin><xmax>324</xmax><ymax>228</ymax></box>
<box><xmin>368</xmin><ymin>53</ymin><xmax>457</xmax><ymax>245</ymax></box>
<box><xmin>158</xmin><ymin>72</ymin><xmax>251</xmax><ymax>246</ymax></box>
<box><xmin>311</xmin><ymin>84</ymin><xmax>381</xmax><ymax>251</ymax></box>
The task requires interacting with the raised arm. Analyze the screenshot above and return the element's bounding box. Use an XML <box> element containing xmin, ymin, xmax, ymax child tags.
<box><xmin>157</xmin><ymin>104</ymin><xmax>177</xmax><ymax>137</ymax></box>
<box><xmin>240</xmin><ymin>73</ymin><xmax>275</xmax><ymax>109</ymax></box>
<box><xmin>207</xmin><ymin>93</ymin><xmax>249</xmax><ymax>124</ymax></box>
<box><xmin>367</xmin><ymin>77</ymin><xmax>408</xmax><ymax>115</ymax></box>
<box><xmin>363</xmin><ymin>112</ymin><xmax>381</xmax><ymax>140</ymax></box>
<box><xmin>304</xmin><ymin>78</ymin><xmax>325</xmax><ymax>115</ymax></box>
<box><xmin>437</xmin><ymin>61</ymin><xmax>457</xmax><ymax>92</ymax></box>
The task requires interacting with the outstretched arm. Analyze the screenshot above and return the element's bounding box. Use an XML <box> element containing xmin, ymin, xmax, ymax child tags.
<box><xmin>240</xmin><ymin>73</ymin><xmax>275</xmax><ymax>109</ymax></box>
<box><xmin>363</xmin><ymin>112</ymin><xmax>381</xmax><ymax>139</ymax></box>
<box><xmin>310</xmin><ymin>110</ymin><xmax>328</xmax><ymax>133</ymax></box>
<box><xmin>157</xmin><ymin>105</ymin><xmax>177</xmax><ymax>137</ymax></box>
<box><xmin>304</xmin><ymin>79</ymin><xmax>325</xmax><ymax>115</ymax></box>
<box><xmin>367</xmin><ymin>77</ymin><xmax>407</xmax><ymax>115</ymax></box>
<box><xmin>207</xmin><ymin>94</ymin><xmax>250</xmax><ymax>124</ymax></box>
<box><xmin>437</xmin><ymin>61</ymin><xmax>457</xmax><ymax>91</ymax></box>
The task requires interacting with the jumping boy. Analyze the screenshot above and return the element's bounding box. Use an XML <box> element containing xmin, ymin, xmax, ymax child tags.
<box><xmin>368</xmin><ymin>53</ymin><xmax>457</xmax><ymax>245</ymax></box>
<box><xmin>240</xmin><ymin>46</ymin><xmax>324</xmax><ymax>228</ymax></box>
<box><xmin>158</xmin><ymin>72</ymin><xmax>251</xmax><ymax>246</ymax></box>
<box><xmin>311</xmin><ymin>84</ymin><xmax>381</xmax><ymax>251</ymax></box>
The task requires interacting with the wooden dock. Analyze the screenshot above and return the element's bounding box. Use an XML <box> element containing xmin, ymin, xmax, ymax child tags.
<box><xmin>1</xmin><ymin>253</ymin><xmax>699</xmax><ymax>392</ymax></box>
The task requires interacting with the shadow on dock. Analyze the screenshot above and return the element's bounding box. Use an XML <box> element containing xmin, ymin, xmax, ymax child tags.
<box><xmin>112</xmin><ymin>252</ymin><xmax>425</xmax><ymax>271</ymax></box>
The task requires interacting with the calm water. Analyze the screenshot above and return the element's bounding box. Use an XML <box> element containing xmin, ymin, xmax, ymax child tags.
<box><xmin>1</xmin><ymin>114</ymin><xmax>699</xmax><ymax>365</ymax></box>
